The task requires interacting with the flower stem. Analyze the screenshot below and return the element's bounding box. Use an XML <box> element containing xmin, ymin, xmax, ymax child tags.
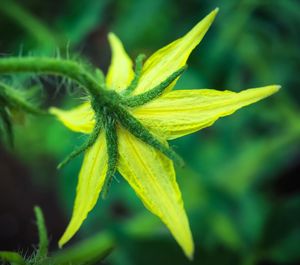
<box><xmin>0</xmin><ymin>57</ymin><xmax>103</xmax><ymax>99</ymax></box>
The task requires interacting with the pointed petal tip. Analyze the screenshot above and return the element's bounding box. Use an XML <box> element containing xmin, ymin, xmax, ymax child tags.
<box><xmin>213</xmin><ymin>7</ymin><xmax>220</xmax><ymax>14</ymax></box>
<box><xmin>181</xmin><ymin>234</ymin><xmax>194</xmax><ymax>260</ymax></box>
<box><xmin>48</xmin><ymin>106</ymin><xmax>65</xmax><ymax>120</ymax></box>
<box><xmin>208</xmin><ymin>7</ymin><xmax>219</xmax><ymax>19</ymax></box>
<box><xmin>263</xmin><ymin>84</ymin><xmax>281</xmax><ymax>94</ymax></box>
<box><xmin>199</xmin><ymin>7</ymin><xmax>218</xmax><ymax>29</ymax></box>
<box><xmin>48</xmin><ymin>107</ymin><xmax>57</xmax><ymax>115</ymax></box>
<box><xmin>57</xmin><ymin>221</ymin><xmax>78</xmax><ymax>250</ymax></box>
<box><xmin>58</xmin><ymin>233</ymin><xmax>70</xmax><ymax>249</ymax></box>
<box><xmin>108</xmin><ymin>32</ymin><xmax>123</xmax><ymax>45</ymax></box>
<box><xmin>272</xmin><ymin>84</ymin><xmax>282</xmax><ymax>91</ymax></box>
<box><xmin>185</xmin><ymin>247</ymin><xmax>194</xmax><ymax>261</ymax></box>
<box><xmin>58</xmin><ymin>240</ymin><xmax>64</xmax><ymax>249</ymax></box>
<box><xmin>108</xmin><ymin>32</ymin><xmax>117</xmax><ymax>43</ymax></box>
<box><xmin>108</xmin><ymin>32</ymin><xmax>114</xmax><ymax>38</ymax></box>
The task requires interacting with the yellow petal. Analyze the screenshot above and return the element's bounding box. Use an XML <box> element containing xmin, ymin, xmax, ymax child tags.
<box><xmin>106</xmin><ymin>33</ymin><xmax>134</xmax><ymax>91</ymax></box>
<box><xmin>49</xmin><ymin>102</ymin><xmax>95</xmax><ymax>134</ymax></box>
<box><xmin>117</xmin><ymin>126</ymin><xmax>194</xmax><ymax>258</ymax></box>
<box><xmin>59</xmin><ymin>132</ymin><xmax>108</xmax><ymax>247</ymax></box>
<box><xmin>133</xmin><ymin>85</ymin><xmax>280</xmax><ymax>140</ymax></box>
<box><xmin>133</xmin><ymin>8</ymin><xmax>218</xmax><ymax>95</ymax></box>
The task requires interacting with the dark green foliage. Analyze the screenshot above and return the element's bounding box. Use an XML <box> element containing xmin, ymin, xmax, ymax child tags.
<box><xmin>0</xmin><ymin>207</ymin><xmax>114</xmax><ymax>265</ymax></box>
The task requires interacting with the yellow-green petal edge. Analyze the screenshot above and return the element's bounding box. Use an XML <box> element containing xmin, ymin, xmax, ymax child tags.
<box><xmin>49</xmin><ymin>102</ymin><xmax>95</xmax><ymax>134</ymax></box>
<box><xmin>106</xmin><ymin>33</ymin><xmax>134</xmax><ymax>91</ymax></box>
<box><xmin>117</xmin><ymin>126</ymin><xmax>194</xmax><ymax>258</ymax></box>
<box><xmin>133</xmin><ymin>85</ymin><xmax>280</xmax><ymax>140</ymax></box>
<box><xmin>134</xmin><ymin>8</ymin><xmax>219</xmax><ymax>95</ymax></box>
<box><xmin>59</xmin><ymin>132</ymin><xmax>108</xmax><ymax>247</ymax></box>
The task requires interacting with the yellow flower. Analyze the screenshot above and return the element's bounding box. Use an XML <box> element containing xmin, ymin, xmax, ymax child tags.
<box><xmin>50</xmin><ymin>8</ymin><xmax>279</xmax><ymax>259</ymax></box>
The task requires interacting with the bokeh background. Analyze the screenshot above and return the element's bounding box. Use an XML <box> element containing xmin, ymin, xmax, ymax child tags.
<box><xmin>0</xmin><ymin>0</ymin><xmax>300</xmax><ymax>264</ymax></box>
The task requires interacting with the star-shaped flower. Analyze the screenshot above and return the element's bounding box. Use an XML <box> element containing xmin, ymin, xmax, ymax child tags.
<box><xmin>50</xmin><ymin>9</ymin><xmax>279</xmax><ymax>258</ymax></box>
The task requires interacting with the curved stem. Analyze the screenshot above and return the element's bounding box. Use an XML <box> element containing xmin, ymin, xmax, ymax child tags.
<box><xmin>0</xmin><ymin>57</ymin><xmax>103</xmax><ymax>99</ymax></box>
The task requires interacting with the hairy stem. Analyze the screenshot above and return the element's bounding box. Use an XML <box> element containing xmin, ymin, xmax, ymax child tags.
<box><xmin>0</xmin><ymin>57</ymin><xmax>104</xmax><ymax>99</ymax></box>
<box><xmin>123</xmin><ymin>54</ymin><xmax>146</xmax><ymax>95</ymax></box>
<box><xmin>125</xmin><ymin>65</ymin><xmax>187</xmax><ymax>107</ymax></box>
<box><xmin>57</xmin><ymin>114</ymin><xmax>102</xmax><ymax>169</ymax></box>
<box><xmin>116</xmin><ymin>106</ymin><xmax>185</xmax><ymax>166</ymax></box>
<box><xmin>34</xmin><ymin>206</ymin><xmax>49</xmax><ymax>259</ymax></box>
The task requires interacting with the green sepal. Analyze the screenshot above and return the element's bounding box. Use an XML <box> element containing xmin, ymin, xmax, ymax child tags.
<box><xmin>124</xmin><ymin>65</ymin><xmax>187</xmax><ymax>107</ymax></box>
<box><xmin>116</xmin><ymin>106</ymin><xmax>185</xmax><ymax>167</ymax></box>
<box><xmin>57</xmin><ymin>114</ymin><xmax>102</xmax><ymax>169</ymax></box>
<box><xmin>95</xmin><ymin>68</ymin><xmax>106</xmax><ymax>89</ymax></box>
<box><xmin>123</xmin><ymin>54</ymin><xmax>146</xmax><ymax>96</ymax></box>
<box><xmin>102</xmin><ymin>112</ymin><xmax>118</xmax><ymax>199</ymax></box>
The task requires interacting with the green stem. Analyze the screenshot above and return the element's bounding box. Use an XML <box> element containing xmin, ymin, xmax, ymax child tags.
<box><xmin>0</xmin><ymin>57</ymin><xmax>103</xmax><ymax>99</ymax></box>
<box><xmin>34</xmin><ymin>206</ymin><xmax>49</xmax><ymax>259</ymax></box>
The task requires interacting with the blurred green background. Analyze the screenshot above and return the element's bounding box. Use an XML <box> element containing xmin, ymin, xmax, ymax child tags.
<box><xmin>0</xmin><ymin>0</ymin><xmax>300</xmax><ymax>264</ymax></box>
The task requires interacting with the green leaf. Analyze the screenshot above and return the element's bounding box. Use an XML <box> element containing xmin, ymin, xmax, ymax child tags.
<box><xmin>0</xmin><ymin>251</ymin><xmax>26</xmax><ymax>265</ymax></box>
<box><xmin>262</xmin><ymin>196</ymin><xmax>300</xmax><ymax>263</ymax></box>
<box><xmin>56</xmin><ymin>0</ymin><xmax>110</xmax><ymax>45</ymax></box>
<box><xmin>208</xmin><ymin>212</ymin><xmax>242</xmax><ymax>249</ymax></box>
<box><xmin>51</xmin><ymin>232</ymin><xmax>115</xmax><ymax>265</ymax></box>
